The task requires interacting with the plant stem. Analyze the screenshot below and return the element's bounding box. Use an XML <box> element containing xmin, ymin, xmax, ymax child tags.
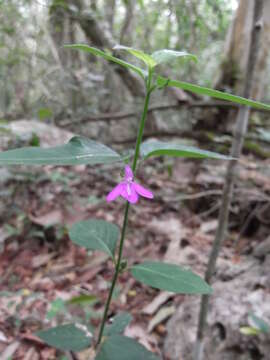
<box><xmin>97</xmin><ymin>69</ymin><xmax>153</xmax><ymax>346</ymax></box>
<box><xmin>193</xmin><ymin>2</ymin><xmax>264</xmax><ymax>359</ymax></box>
<box><xmin>132</xmin><ymin>70</ymin><xmax>153</xmax><ymax>173</ymax></box>
<box><xmin>97</xmin><ymin>202</ymin><xmax>130</xmax><ymax>345</ymax></box>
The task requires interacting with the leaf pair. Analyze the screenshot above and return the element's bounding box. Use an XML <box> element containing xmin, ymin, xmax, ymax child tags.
<box><xmin>36</xmin><ymin>314</ymin><xmax>160</xmax><ymax>359</ymax></box>
<box><xmin>65</xmin><ymin>44</ymin><xmax>196</xmax><ymax>79</ymax></box>
<box><xmin>114</xmin><ymin>45</ymin><xmax>197</xmax><ymax>69</ymax></box>
<box><xmin>0</xmin><ymin>136</ymin><xmax>234</xmax><ymax>165</ymax></box>
<box><xmin>65</xmin><ymin>44</ymin><xmax>270</xmax><ymax>111</ymax></box>
<box><xmin>68</xmin><ymin>219</ymin><xmax>212</xmax><ymax>295</ymax></box>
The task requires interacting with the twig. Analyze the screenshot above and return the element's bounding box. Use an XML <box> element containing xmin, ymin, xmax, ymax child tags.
<box><xmin>194</xmin><ymin>1</ymin><xmax>265</xmax><ymax>359</ymax></box>
<box><xmin>59</xmin><ymin>100</ymin><xmax>269</xmax><ymax>127</ymax></box>
<box><xmin>164</xmin><ymin>190</ymin><xmax>222</xmax><ymax>202</ymax></box>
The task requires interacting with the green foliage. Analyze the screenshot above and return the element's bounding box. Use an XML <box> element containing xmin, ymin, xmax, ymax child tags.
<box><xmin>240</xmin><ymin>313</ymin><xmax>270</xmax><ymax>336</ymax></box>
<box><xmin>249</xmin><ymin>313</ymin><xmax>270</xmax><ymax>334</ymax></box>
<box><xmin>114</xmin><ymin>45</ymin><xmax>157</xmax><ymax>68</ymax></box>
<box><xmin>104</xmin><ymin>312</ymin><xmax>132</xmax><ymax>336</ymax></box>
<box><xmin>3</xmin><ymin>36</ymin><xmax>270</xmax><ymax>359</ymax></box>
<box><xmin>64</xmin><ymin>45</ymin><xmax>146</xmax><ymax>79</ymax></box>
<box><xmin>239</xmin><ymin>327</ymin><xmax>261</xmax><ymax>336</ymax></box>
<box><xmin>36</xmin><ymin>323</ymin><xmax>92</xmax><ymax>351</ymax></box>
<box><xmin>46</xmin><ymin>299</ymin><xmax>66</xmax><ymax>320</ymax></box>
<box><xmin>141</xmin><ymin>140</ymin><xmax>232</xmax><ymax>160</ymax></box>
<box><xmin>66</xmin><ymin>44</ymin><xmax>270</xmax><ymax>111</ymax></box>
<box><xmin>131</xmin><ymin>261</ymin><xmax>212</xmax><ymax>294</ymax></box>
<box><xmin>69</xmin><ymin>220</ymin><xmax>120</xmax><ymax>259</ymax></box>
<box><xmin>0</xmin><ymin>136</ymin><xmax>121</xmax><ymax>165</ymax></box>
<box><xmin>151</xmin><ymin>49</ymin><xmax>197</xmax><ymax>65</ymax></box>
<box><xmin>114</xmin><ymin>45</ymin><xmax>197</xmax><ymax>68</ymax></box>
<box><xmin>157</xmin><ymin>77</ymin><xmax>270</xmax><ymax>111</ymax></box>
<box><xmin>68</xmin><ymin>294</ymin><xmax>97</xmax><ymax>305</ymax></box>
<box><xmin>96</xmin><ymin>335</ymin><xmax>161</xmax><ymax>360</ymax></box>
<box><xmin>38</xmin><ymin>107</ymin><xmax>53</xmax><ymax>120</ymax></box>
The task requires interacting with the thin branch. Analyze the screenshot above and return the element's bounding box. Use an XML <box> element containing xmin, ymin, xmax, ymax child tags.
<box><xmin>59</xmin><ymin>100</ymin><xmax>270</xmax><ymax>127</ymax></box>
<box><xmin>194</xmin><ymin>1</ymin><xmax>264</xmax><ymax>359</ymax></box>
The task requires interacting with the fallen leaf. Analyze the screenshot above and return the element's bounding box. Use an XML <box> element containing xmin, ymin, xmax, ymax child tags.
<box><xmin>200</xmin><ymin>219</ymin><xmax>218</xmax><ymax>234</ymax></box>
<box><xmin>143</xmin><ymin>292</ymin><xmax>173</xmax><ymax>315</ymax></box>
<box><xmin>0</xmin><ymin>330</ymin><xmax>8</xmax><ymax>343</ymax></box>
<box><xmin>148</xmin><ymin>305</ymin><xmax>175</xmax><ymax>333</ymax></box>
<box><xmin>124</xmin><ymin>325</ymin><xmax>158</xmax><ymax>353</ymax></box>
<box><xmin>32</xmin><ymin>253</ymin><xmax>56</xmax><ymax>269</ymax></box>
<box><xmin>24</xmin><ymin>347</ymin><xmax>39</xmax><ymax>360</ymax></box>
<box><xmin>0</xmin><ymin>341</ymin><xmax>20</xmax><ymax>360</ymax></box>
<box><xmin>29</xmin><ymin>210</ymin><xmax>63</xmax><ymax>227</ymax></box>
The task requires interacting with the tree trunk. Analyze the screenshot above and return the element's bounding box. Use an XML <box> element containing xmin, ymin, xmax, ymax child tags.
<box><xmin>119</xmin><ymin>0</ymin><xmax>136</xmax><ymax>45</ymax></box>
<box><xmin>105</xmin><ymin>0</ymin><xmax>116</xmax><ymax>34</ymax></box>
<box><xmin>214</xmin><ymin>0</ymin><xmax>270</xmax><ymax>100</ymax></box>
<box><xmin>194</xmin><ymin>2</ymin><xmax>264</xmax><ymax>359</ymax></box>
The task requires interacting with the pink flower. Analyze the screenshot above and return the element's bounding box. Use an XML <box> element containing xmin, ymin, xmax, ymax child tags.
<box><xmin>106</xmin><ymin>165</ymin><xmax>154</xmax><ymax>204</ymax></box>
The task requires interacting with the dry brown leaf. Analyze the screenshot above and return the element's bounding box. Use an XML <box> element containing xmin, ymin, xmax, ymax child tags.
<box><xmin>200</xmin><ymin>219</ymin><xmax>218</xmax><ymax>234</ymax></box>
<box><xmin>0</xmin><ymin>341</ymin><xmax>20</xmax><ymax>360</ymax></box>
<box><xmin>142</xmin><ymin>292</ymin><xmax>173</xmax><ymax>315</ymax></box>
<box><xmin>24</xmin><ymin>347</ymin><xmax>39</xmax><ymax>360</ymax></box>
<box><xmin>29</xmin><ymin>209</ymin><xmax>64</xmax><ymax>227</ymax></box>
<box><xmin>147</xmin><ymin>305</ymin><xmax>176</xmax><ymax>333</ymax></box>
<box><xmin>32</xmin><ymin>253</ymin><xmax>57</xmax><ymax>269</ymax></box>
<box><xmin>124</xmin><ymin>325</ymin><xmax>158</xmax><ymax>352</ymax></box>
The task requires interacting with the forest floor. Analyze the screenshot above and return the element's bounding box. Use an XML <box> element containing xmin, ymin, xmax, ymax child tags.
<box><xmin>0</xmin><ymin>124</ymin><xmax>270</xmax><ymax>360</ymax></box>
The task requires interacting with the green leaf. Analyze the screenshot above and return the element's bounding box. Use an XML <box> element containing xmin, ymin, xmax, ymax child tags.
<box><xmin>131</xmin><ymin>261</ymin><xmax>212</xmax><ymax>294</ymax></box>
<box><xmin>38</xmin><ymin>107</ymin><xmax>53</xmax><ymax>120</ymax></box>
<box><xmin>157</xmin><ymin>76</ymin><xmax>270</xmax><ymax>111</ymax></box>
<box><xmin>141</xmin><ymin>140</ymin><xmax>232</xmax><ymax>160</ymax></box>
<box><xmin>239</xmin><ymin>326</ymin><xmax>261</xmax><ymax>336</ymax></box>
<box><xmin>46</xmin><ymin>299</ymin><xmax>66</xmax><ymax>320</ymax></box>
<box><xmin>104</xmin><ymin>312</ymin><xmax>132</xmax><ymax>336</ymax></box>
<box><xmin>151</xmin><ymin>49</ymin><xmax>197</xmax><ymax>65</ymax></box>
<box><xmin>36</xmin><ymin>323</ymin><xmax>92</xmax><ymax>351</ymax></box>
<box><xmin>69</xmin><ymin>220</ymin><xmax>119</xmax><ymax>259</ymax></box>
<box><xmin>249</xmin><ymin>313</ymin><xmax>270</xmax><ymax>334</ymax></box>
<box><xmin>114</xmin><ymin>45</ymin><xmax>157</xmax><ymax>68</ymax></box>
<box><xmin>64</xmin><ymin>44</ymin><xmax>146</xmax><ymax>79</ymax></box>
<box><xmin>68</xmin><ymin>294</ymin><xmax>97</xmax><ymax>305</ymax></box>
<box><xmin>96</xmin><ymin>335</ymin><xmax>161</xmax><ymax>360</ymax></box>
<box><xmin>0</xmin><ymin>136</ymin><xmax>121</xmax><ymax>166</ymax></box>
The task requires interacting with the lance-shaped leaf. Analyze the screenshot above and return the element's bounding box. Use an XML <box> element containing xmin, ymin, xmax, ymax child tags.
<box><xmin>36</xmin><ymin>323</ymin><xmax>92</xmax><ymax>352</ymax></box>
<box><xmin>0</xmin><ymin>136</ymin><xmax>121</xmax><ymax>166</ymax></box>
<box><xmin>141</xmin><ymin>140</ymin><xmax>232</xmax><ymax>160</ymax></box>
<box><xmin>240</xmin><ymin>326</ymin><xmax>261</xmax><ymax>336</ymax></box>
<box><xmin>68</xmin><ymin>294</ymin><xmax>97</xmax><ymax>305</ymax></box>
<box><xmin>249</xmin><ymin>313</ymin><xmax>270</xmax><ymax>334</ymax></box>
<box><xmin>69</xmin><ymin>220</ymin><xmax>119</xmax><ymax>259</ymax></box>
<box><xmin>104</xmin><ymin>312</ymin><xmax>133</xmax><ymax>336</ymax></box>
<box><xmin>157</xmin><ymin>76</ymin><xmax>270</xmax><ymax>111</ymax></box>
<box><xmin>114</xmin><ymin>45</ymin><xmax>157</xmax><ymax>68</ymax></box>
<box><xmin>151</xmin><ymin>49</ymin><xmax>197</xmax><ymax>65</ymax></box>
<box><xmin>64</xmin><ymin>44</ymin><xmax>146</xmax><ymax>79</ymax></box>
<box><xmin>131</xmin><ymin>261</ymin><xmax>212</xmax><ymax>294</ymax></box>
<box><xmin>96</xmin><ymin>335</ymin><xmax>161</xmax><ymax>360</ymax></box>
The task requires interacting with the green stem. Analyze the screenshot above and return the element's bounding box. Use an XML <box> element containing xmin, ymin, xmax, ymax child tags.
<box><xmin>96</xmin><ymin>69</ymin><xmax>153</xmax><ymax>346</ymax></box>
<box><xmin>132</xmin><ymin>69</ymin><xmax>153</xmax><ymax>172</ymax></box>
<box><xmin>97</xmin><ymin>202</ymin><xmax>130</xmax><ymax>345</ymax></box>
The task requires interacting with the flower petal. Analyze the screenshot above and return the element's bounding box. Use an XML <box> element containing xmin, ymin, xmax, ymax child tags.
<box><xmin>121</xmin><ymin>183</ymin><xmax>139</xmax><ymax>204</ymax></box>
<box><xmin>106</xmin><ymin>183</ymin><xmax>124</xmax><ymax>202</ymax></box>
<box><xmin>134</xmin><ymin>182</ymin><xmax>154</xmax><ymax>199</ymax></box>
<box><xmin>124</xmin><ymin>165</ymin><xmax>134</xmax><ymax>181</ymax></box>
